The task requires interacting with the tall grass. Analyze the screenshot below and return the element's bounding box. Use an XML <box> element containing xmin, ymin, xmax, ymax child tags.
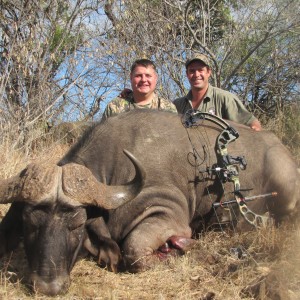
<box><xmin>264</xmin><ymin>102</ymin><xmax>300</xmax><ymax>164</ymax></box>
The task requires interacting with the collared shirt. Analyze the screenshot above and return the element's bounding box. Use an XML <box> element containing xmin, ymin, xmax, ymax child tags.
<box><xmin>101</xmin><ymin>91</ymin><xmax>177</xmax><ymax>121</ymax></box>
<box><xmin>173</xmin><ymin>85</ymin><xmax>257</xmax><ymax>126</ymax></box>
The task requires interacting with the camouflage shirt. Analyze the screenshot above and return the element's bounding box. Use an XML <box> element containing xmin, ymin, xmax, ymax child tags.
<box><xmin>173</xmin><ymin>85</ymin><xmax>257</xmax><ymax>126</ymax></box>
<box><xmin>101</xmin><ymin>91</ymin><xmax>177</xmax><ymax>121</ymax></box>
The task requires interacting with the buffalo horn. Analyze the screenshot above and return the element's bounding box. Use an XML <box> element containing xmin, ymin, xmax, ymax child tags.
<box><xmin>60</xmin><ymin>149</ymin><xmax>146</xmax><ymax>209</ymax></box>
<box><xmin>0</xmin><ymin>163</ymin><xmax>60</xmax><ymax>204</ymax></box>
<box><xmin>0</xmin><ymin>150</ymin><xmax>145</xmax><ymax>209</ymax></box>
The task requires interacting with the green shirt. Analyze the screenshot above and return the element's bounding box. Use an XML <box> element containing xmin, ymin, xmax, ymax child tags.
<box><xmin>102</xmin><ymin>91</ymin><xmax>177</xmax><ymax>121</ymax></box>
<box><xmin>173</xmin><ymin>85</ymin><xmax>257</xmax><ymax>126</ymax></box>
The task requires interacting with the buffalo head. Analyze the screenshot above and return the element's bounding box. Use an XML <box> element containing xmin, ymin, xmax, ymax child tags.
<box><xmin>0</xmin><ymin>150</ymin><xmax>145</xmax><ymax>296</ymax></box>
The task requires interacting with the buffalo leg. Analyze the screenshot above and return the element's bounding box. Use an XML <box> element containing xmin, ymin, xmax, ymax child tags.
<box><xmin>85</xmin><ymin>217</ymin><xmax>121</xmax><ymax>272</ymax></box>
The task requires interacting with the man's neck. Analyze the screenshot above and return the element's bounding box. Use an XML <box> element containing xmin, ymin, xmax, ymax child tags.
<box><xmin>134</xmin><ymin>93</ymin><xmax>154</xmax><ymax>105</ymax></box>
<box><xmin>191</xmin><ymin>87</ymin><xmax>208</xmax><ymax>109</ymax></box>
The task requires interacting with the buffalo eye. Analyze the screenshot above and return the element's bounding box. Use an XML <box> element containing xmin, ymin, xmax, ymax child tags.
<box><xmin>22</xmin><ymin>205</ymin><xmax>48</xmax><ymax>228</ymax></box>
<box><xmin>66</xmin><ymin>208</ymin><xmax>87</xmax><ymax>231</ymax></box>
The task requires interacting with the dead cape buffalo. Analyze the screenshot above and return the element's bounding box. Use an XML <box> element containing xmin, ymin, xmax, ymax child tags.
<box><xmin>0</xmin><ymin>109</ymin><xmax>299</xmax><ymax>296</ymax></box>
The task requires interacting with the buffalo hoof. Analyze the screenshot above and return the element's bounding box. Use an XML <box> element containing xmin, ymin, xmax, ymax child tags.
<box><xmin>97</xmin><ymin>239</ymin><xmax>121</xmax><ymax>273</ymax></box>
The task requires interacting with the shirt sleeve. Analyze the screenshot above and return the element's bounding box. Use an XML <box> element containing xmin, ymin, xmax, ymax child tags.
<box><xmin>101</xmin><ymin>99</ymin><xmax>121</xmax><ymax>122</ymax></box>
<box><xmin>224</xmin><ymin>94</ymin><xmax>257</xmax><ymax>126</ymax></box>
<box><xmin>101</xmin><ymin>104</ymin><xmax>111</xmax><ymax>122</ymax></box>
<box><xmin>159</xmin><ymin>98</ymin><xmax>178</xmax><ymax>113</ymax></box>
<box><xmin>173</xmin><ymin>97</ymin><xmax>190</xmax><ymax>114</ymax></box>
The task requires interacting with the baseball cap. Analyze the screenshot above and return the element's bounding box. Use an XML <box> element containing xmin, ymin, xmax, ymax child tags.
<box><xmin>185</xmin><ymin>54</ymin><xmax>210</xmax><ymax>69</ymax></box>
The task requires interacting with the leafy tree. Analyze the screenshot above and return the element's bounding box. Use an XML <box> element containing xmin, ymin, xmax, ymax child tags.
<box><xmin>103</xmin><ymin>0</ymin><xmax>238</xmax><ymax>98</ymax></box>
<box><xmin>103</xmin><ymin>0</ymin><xmax>299</xmax><ymax>123</ymax></box>
<box><xmin>0</xmin><ymin>0</ymin><xmax>112</xmax><ymax>147</ymax></box>
<box><xmin>0</xmin><ymin>0</ymin><xmax>298</xmax><ymax>151</ymax></box>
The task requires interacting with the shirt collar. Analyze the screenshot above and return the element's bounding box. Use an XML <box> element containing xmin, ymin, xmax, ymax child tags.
<box><xmin>186</xmin><ymin>84</ymin><xmax>212</xmax><ymax>107</ymax></box>
<box><xmin>205</xmin><ymin>84</ymin><xmax>213</xmax><ymax>100</ymax></box>
<box><xmin>127</xmin><ymin>92</ymin><xmax>159</xmax><ymax>107</ymax></box>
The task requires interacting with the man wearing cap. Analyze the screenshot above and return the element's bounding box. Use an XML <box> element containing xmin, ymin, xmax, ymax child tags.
<box><xmin>101</xmin><ymin>59</ymin><xmax>177</xmax><ymax>121</ymax></box>
<box><xmin>174</xmin><ymin>54</ymin><xmax>262</xmax><ymax>131</ymax></box>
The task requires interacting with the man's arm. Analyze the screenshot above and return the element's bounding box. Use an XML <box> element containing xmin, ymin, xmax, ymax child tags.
<box><xmin>101</xmin><ymin>105</ymin><xmax>110</xmax><ymax>122</ymax></box>
<box><xmin>101</xmin><ymin>100</ymin><xmax>118</xmax><ymax>122</ymax></box>
<box><xmin>221</xmin><ymin>90</ymin><xmax>262</xmax><ymax>131</ymax></box>
<box><xmin>101</xmin><ymin>97</ymin><xmax>132</xmax><ymax>122</ymax></box>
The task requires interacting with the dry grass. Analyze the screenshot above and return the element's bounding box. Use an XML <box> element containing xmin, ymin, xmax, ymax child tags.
<box><xmin>0</xmin><ymin>127</ymin><xmax>300</xmax><ymax>300</ymax></box>
<box><xmin>1</xmin><ymin>227</ymin><xmax>300</xmax><ymax>300</ymax></box>
<box><xmin>264</xmin><ymin>103</ymin><xmax>300</xmax><ymax>164</ymax></box>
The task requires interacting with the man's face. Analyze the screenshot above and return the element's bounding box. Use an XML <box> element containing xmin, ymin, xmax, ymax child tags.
<box><xmin>130</xmin><ymin>65</ymin><xmax>158</xmax><ymax>97</ymax></box>
<box><xmin>186</xmin><ymin>61</ymin><xmax>211</xmax><ymax>91</ymax></box>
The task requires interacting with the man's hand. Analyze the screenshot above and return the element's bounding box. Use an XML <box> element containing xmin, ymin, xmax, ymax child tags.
<box><xmin>119</xmin><ymin>88</ymin><xmax>132</xmax><ymax>98</ymax></box>
<box><xmin>250</xmin><ymin>119</ymin><xmax>262</xmax><ymax>131</ymax></box>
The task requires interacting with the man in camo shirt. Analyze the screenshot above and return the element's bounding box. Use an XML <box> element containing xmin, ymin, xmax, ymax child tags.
<box><xmin>101</xmin><ymin>59</ymin><xmax>177</xmax><ymax>121</ymax></box>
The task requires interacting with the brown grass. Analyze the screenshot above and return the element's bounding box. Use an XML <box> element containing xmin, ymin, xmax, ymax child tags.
<box><xmin>264</xmin><ymin>103</ymin><xmax>300</xmax><ymax>164</ymax></box>
<box><xmin>0</xmin><ymin>128</ymin><xmax>300</xmax><ymax>300</ymax></box>
<box><xmin>1</xmin><ymin>227</ymin><xmax>300</xmax><ymax>299</ymax></box>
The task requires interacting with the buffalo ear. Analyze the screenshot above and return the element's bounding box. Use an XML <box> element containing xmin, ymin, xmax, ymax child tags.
<box><xmin>0</xmin><ymin>202</ymin><xmax>24</xmax><ymax>257</ymax></box>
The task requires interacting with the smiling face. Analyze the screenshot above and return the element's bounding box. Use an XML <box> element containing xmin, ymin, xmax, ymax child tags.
<box><xmin>186</xmin><ymin>61</ymin><xmax>211</xmax><ymax>91</ymax></box>
<box><xmin>130</xmin><ymin>65</ymin><xmax>158</xmax><ymax>101</ymax></box>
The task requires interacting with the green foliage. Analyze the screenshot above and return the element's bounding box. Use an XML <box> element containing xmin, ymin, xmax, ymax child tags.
<box><xmin>49</xmin><ymin>24</ymin><xmax>83</xmax><ymax>68</ymax></box>
<box><xmin>187</xmin><ymin>0</ymin><xmax>236</xmax><ymax>44</ymax></box>
<box><xmin>0</xmin><ymin>0</ymin><xmax>299</xmax><ymax>152</ymax></box>
<box><xmin>50</xmin><ymin>25</ymin><xmax>67</xmax><ymax>53</ymax></box>
<box><xmin>0</xmin><ymin>0</ymin><xmax>102</xmax><ymax>148</ymax></box>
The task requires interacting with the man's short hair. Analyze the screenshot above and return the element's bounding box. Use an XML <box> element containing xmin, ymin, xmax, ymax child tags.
<box><xmin>130</xmin><ymin>59</ymin><xmax>157</xmax><ymax>73</ymax></box>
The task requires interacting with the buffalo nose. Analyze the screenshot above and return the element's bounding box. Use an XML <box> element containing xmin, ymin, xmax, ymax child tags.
<box><xmin>30</xmin><ymin>273</ymin><xmax>70</xmax><ymax>296</ymax></box>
